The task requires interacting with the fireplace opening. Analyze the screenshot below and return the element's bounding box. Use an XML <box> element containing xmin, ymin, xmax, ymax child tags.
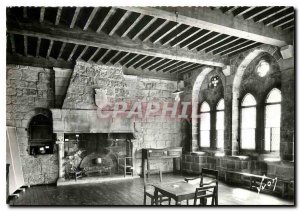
<box><xmin>63</xmin><ymin>133</ymin><xmax>133</xmax><ymax>179</ymax></box>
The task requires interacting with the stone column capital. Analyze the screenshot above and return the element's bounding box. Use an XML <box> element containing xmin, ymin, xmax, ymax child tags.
<box><xmin>56</xmin><ymin>140</ymin><xmax>64</xmax><ymax>145</ymax></box>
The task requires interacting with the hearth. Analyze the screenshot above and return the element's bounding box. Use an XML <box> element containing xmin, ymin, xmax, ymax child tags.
<box><xmin>62</xmin><ymin>133</ymin><xmax>133</xmax><ymax>180</ymax></box>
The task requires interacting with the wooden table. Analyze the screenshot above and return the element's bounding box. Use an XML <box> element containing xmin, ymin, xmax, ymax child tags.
<box><xmin>142</xmin><ymin>147</ymin><xmax>182</xmax><ymax>177</ymax></box>
<box><xmin>153</xmin><ymin>181</ymin><xmax>199</xmax><ymax>205</ymax></box>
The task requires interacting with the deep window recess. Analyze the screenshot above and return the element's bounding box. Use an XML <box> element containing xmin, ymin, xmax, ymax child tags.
<box><xmin>200</xmin><ymin>101</ymin><xmax>211</xmax><ymax>148</ymax></box>
<box><xmin>28</xmin><ymin>114</ymin><xmax>53</xmax><ymax>156</ymax></box>
<box><xmin>264</xmin><ymin>88</ymin><xmax>281</xmax><ymax>152</ymax></box>
<box><xmin>216</xmin><ymin>99</ymin><xmax>225</xmax><ymax>149</ymax></box>
<box><xmin>240</xmin><ymin>94</ymin><xmax>256</xmax><ymax>150</ymax></box>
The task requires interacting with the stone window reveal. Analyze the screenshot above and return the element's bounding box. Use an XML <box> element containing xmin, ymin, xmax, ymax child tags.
<box><xmin>264</xmin><ymin>88</ymin><xmax>281</xmax><ymax>153</ymax></box>
<box><xmin>216</xmin><ymin>99</ymin><xmax>225</xmax><ymax>149</ymax></box>
<box><xmin>240</xmin><ymin>94</ymin><xmax>256</xmax><ymax>150</ymax></box>
<box><xmin>199</xmin><ymin>101</ymin><xmax>210</xmax><ymax>148</ymax></box>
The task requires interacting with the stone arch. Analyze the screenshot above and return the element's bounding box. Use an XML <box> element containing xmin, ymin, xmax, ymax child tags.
<box><xmin>23</xmin><ymin>107</ymin><xmax>53</xmax><ymax>129</ymax></box>
<box><xmin>231</xmin><ymin>45</ymin><xmax>281</xmax><ymax>155</ymax></box>
<box><xmin>191</xmin><ymin>67</ymin><xmax>214</xmax><ymax>151</ymax></box>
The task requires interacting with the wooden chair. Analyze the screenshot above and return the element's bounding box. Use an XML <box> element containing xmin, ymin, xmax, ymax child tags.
<box><xmin>143</xmin><ymin>169</ymin><xmax>170</xmax><ymax>205</ymax></box>
<box><xmin>193</xmin><ymin>185</ymin><xmax>218</xmax><ymax>205</ymax></box>
<box><xmin>184</xmin><ymin>168</ymin><xmax>218</xmax><ymax>205</ymax></box>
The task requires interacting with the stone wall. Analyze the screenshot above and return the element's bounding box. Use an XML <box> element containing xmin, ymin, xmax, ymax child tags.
<box><xmin>61</xmin><ymin>61</ymin><xmax>185</xmax><ymax>174</ymax></box>
<box><xmin>6</xmin><ymin>65</ymin><xmax>58</xmax><ymax>185</ymax></box>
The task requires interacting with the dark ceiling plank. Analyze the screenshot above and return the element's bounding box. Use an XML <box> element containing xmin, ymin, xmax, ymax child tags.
<box><xmin>141</xmin><ymin>57</ymin><xmax>157</xmax><ymax>69</ymax></box>
<box><xmin>274</xmin><ymin>18</ymin><xmax>294</xmax><ymax>28</ymax></box>
<box><xmin>225</xmin><ymin>6</ymin><xmax>239</xmax><ymax>14</ymax></box>
<box><xmin>235</xmin><ymin>7</ymin><xmax>256</xmax><ymax>17</ymax></box>
<box><xmin>172</xmin><ymin>28</ymin><xmax>202</xmax><ymax>47</ymax></box>
<box><xmin>151</xmin><ymin>59</ymin><xmax>170</xmax><ymax>71</ymax></box>
<box><xmin>167</xmin><ymin>62</ymin><xmax>191</xmax><ymax>73</ymax></box>
<box><xmin>9</xmin><ymin>34</ymin><xmax>16</xmax><ymax>54</ymax></box>
<box><xmin>162</xmin><ymin>61</ymin><xmax>185</xmax><ymax>72</ymax></box>
<box><xmin>23</xmin><ymin>35</ymin><xmax>28</xmax><ymax>56</ymax></box>
<box><xmin>57</xmin><ymin>42</ymin><xmax>66</xmax><ymax>59</ymax></box>
<box><xmin>87</xmin><ymin>47</ymin><xmax>100</xmax><ymax>63</ymax></box>
<box><xmin>114</xmin><ymin>52</ymin><xmax>129</xmax><ymax>64</ymax></box>
<box><xmin>70</xmin><ymin>7</ymin><xmax>81</xmax><ymax>29</ymax></box>
<box><xmin>96</xmin><ymin>7</ymin><xmax>116</xmax><ymax>33</ymax></box>
<box><xmin>123</xmin><ymin>54</ymin><xmax>139</xmax><ymax>67</ymax></box>
<box><xmin>36</xmin><ymin>37</ymin><xmax>41</xmax><ymax>57</ymax></box>
<box><xmin>55</xmin><ymin>7</ymin><xmax>63</xmax><ymax>25</ymax></box>
<box><xmin>143</xmin><ymin>20</ymin><xmax>169</xmax><ymax>42</ymax></box>
<box><xmin>228</xmin><ymin>43</ymin><xmax>262</xmax><ymax>57</ymax></box>
<box><xmin>162</xmin><ymin>25</ymin><xmax>192</xmax><ymax>46</ymax></box>
<box><xmin>221</xmin><ymin>41</ymin><xmax>256</xmax><ymax>56</ymax></box>
<box><xmin>283</xmin><ymin>25</ymin><xmax>294</xmax><ymax>31</ymax></box>
<box><xmin>83</xmin><ymin>7</ymin><xmax>99</xmax><ymax>31</ymax></box>
<box><xmin>46</xmin><ymin>40</ymin><xmax>54</xmax><ymax>59</ymax></box>
<box><xmin>146</xmin><ymin>58</ymin><xmax>164</xmax><ymax>70</ymax></box>
<box><xmin>7</xmin><ymin>23</ymin><xmax>225</xmax><ymax>67</ymax></box>
<box><xmin>265</xmin><ymin>11</ymin><xmax>294</xmax><ymax>26</ymax></box>
<box><xmin>223</xmin><ymin>41</ymin><xmax>259</xmax><ymax>56</ymax></box>
<box><xmin>121</xmin><ymin>14</ymin><xmax>144</xmax><ymax>38</ymax></box>
<box><xmin>255</xmin><ymin>7</ymin><xmax>289</xmax><ymax>23</ymax></box>
<box><xmin>133</xmin><ymin>56</ymin><xmax>151</xmax><ymax>68</ymax></box>
<box><xmin>40</xmin><ymin>7</ymin><xmax>45</xmax><ymax>23</ymax></box>
<box><xmin>191</xmin><ymin>33</ymin><xmax>223</xmax><ymax>51</ymax></box>
<box><xmin>244</xmin><ymin>7</ymin><xmax>273</xmax><ymax>20</ymax></box>
<box><xmin>201</xmin><ymin>35</ymin><xmax>231</xmax><ymax>52</ymax></box>
<box><xmin>124</xmin><ymin>67</ymin><xmax>178</xmax><ymax>81</ymax></box>
<box><xmin>109</xmin><ymin>10</ymin><xmax>131</xmax><ymax>36</ymax></box>
<box><xmin>132</xmin><ymin>17</ymin><xmax>157</xmax><ymax>40</ymax></box>
<box><xmin>209</xmin><ymin>37</ymin><xmax>241</xmax><ymax>54</ymax></box>
<box><xmin>7</xmin><ymin>53</ymin><xmax>74</xmax><ymax>69</ymax></box>
<box><xmin>96</xmin><ymin>49</ymin><xmax>111</xmax><ymax>63</ymax></box>
<box><xmin>152</xmin><ymin>23</ymin><xmax>181</xmax><ymax>44</ymax></box>
<box><xmin>215</xmin><ymin>39</ymin><xmax>249</xmax><ymax>55</ymax></box>
<box><xmin>181</xmin><ymin>29</ymin><xmax>208</xmax><ymax>49</ymax></box>
<box><xmin>153</xmin><ymin>60</ymin><xmax>174</xmax><ymax>71</ymax></box>
<box><xmin>119</xmin><ymin>6</ymin><xmax>292</xmax><ymax>46</ymax></box>
<box><xmin>107</xmin><ymin>51</ymin><xmax>121</xmax><ymax>64</ymax></box>
<box><xmin>127</xmin><ymin>55</ymin><xmax>146</xmax><ymax>68</ymax></box>
<box><xmin>170</xmin><ymin>62</ymin><xmax>195</xmax><ymax>73</ymax></box>
<box><xmin>178</xmin><ymin>64</ymin><xmax>203</xmax><ymax>74</ymax></box>
<box><xmin>77</xmin><ymin>45</ymin><xmax>88</xmax><ymax>60</ymax></box>
<box><xmin>23</xmin><ymin>7</ymin><xmax>28</xmax><ymax>18</ymax></box>
<box><xmin>67</xmin><ymin>44</ymin><xmax>78</xmax><ymax>61</ymax></box>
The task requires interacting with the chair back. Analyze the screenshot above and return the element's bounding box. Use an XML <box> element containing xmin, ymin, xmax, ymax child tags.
<box><xmin>143</xmin><ymin>169</ymin><xmax>162</xmax><ymax>186</ymax></box>
<box><xmin>200</xmin><ymin>168</ymin><xmax>218</xmax><ymax>187</ymax></box>
<box><xmin>193</xmin><ymin>185</ymin><xmax>217</xmax><ymax>205</ymax></box>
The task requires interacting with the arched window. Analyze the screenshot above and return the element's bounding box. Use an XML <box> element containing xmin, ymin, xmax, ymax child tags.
<box><xmin>200</xmin><ymin>101</ymin><xmax>210</xmax><ymax>148</ymax></box>
<box><xmin>265</xmin><ymin>88</ymin><xmax>281</xmax><ymax>152</ymax></box>
<box><xmin>216</xmin><ymin>99</ymin><xmax>224</xmax><ymax>149</ymax></box>
<box><xmin>240</xmin><ymin>94</ymin><xmax>256</xmax><ymax>150</ymax></box>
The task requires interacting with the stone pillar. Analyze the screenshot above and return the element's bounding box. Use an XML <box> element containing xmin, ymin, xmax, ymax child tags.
<box><xmin>56</xmin><ymin>133</ymin><xmax>65</xmax><ymax>179</ymax></box>
<box><xmin>131</xmin><ymin>139</ymin><xmax>138</xmax><ymax>176</ymax></box>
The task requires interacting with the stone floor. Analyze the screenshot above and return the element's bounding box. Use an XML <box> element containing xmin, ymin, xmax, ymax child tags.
<box><xmin>9</xmin><ymin>173</ymin><xmax>294</xmax><ymax>206</ymax></box>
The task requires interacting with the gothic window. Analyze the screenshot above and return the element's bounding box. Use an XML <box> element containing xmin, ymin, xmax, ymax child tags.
<box><xmin>216</xmin><ymin>99</ymin><xmax>225</xmax><ymax>149</ymax></box>
<box><xmin>240</xmin><ymin>94</ymin><xmax>256</xmax><ymax>150</ymax></box>
<box><xmin>264</xmin><ymin>88</ymin><xmax>281</xmax><ymax>152</ymax></box>
<box><xmin>200</xmin><ymin>101</ymin><xmax>210</xmax><ymax>148</ymax></box>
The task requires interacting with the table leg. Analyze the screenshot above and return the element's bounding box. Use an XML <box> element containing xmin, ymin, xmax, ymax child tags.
<box><xmin>154</xmin><ymin>188</ymin><xmax>158</xmax><ymax>205</ymax></box>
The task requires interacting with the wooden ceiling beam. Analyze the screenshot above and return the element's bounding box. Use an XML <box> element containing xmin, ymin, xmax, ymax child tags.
<box><xmin>36</xmin><ymin>37</ymin><xmax>41</xmax><ymax>57</ymax></box>
<box><xmin>109</xmin><ymin>10</ymin><xmax>131</xmax><ymax>36</ymax></box>
<box><xmin>191</xmin><ymin>33</ymin><xmax>223</xmax><ymax>51</ymax></box>
<box><xmin>162</xmin><ymin>25</ymin><xmax>192</xmax><ymax>46</ymax></box>
<box><xmin>55</xmin><ymin>7</ymin><xmax>63</xmax><ymax>25</ymax></box>
<box><xmin>70</xmin><ymin>8</ymin><xmax>81</xmax><ymax>29</ymax></box>
<box><xmin>83</xmin><ymin>8</ymin><xmax>99</xmax><ymax>31</ymax></box>
<box><xmin>46</xmin><ymin>40</ymin><xmax>54</xmax><ymax>59</ymax></box>
<box><xmin>244</xmin><ymin>7</ymin><xmax>274</xmax><ymax>20</ymax></box>
<box><xmin>152</xmin><ymin>23</ymin><xmax>181</xmax><ymax>44</ymax></box>
<box><xmin>256</xmin><ymin>7</ymin><xmax>290</xmax><ymax>23</ymax></box>
<box><xmin>208</xmin><ymin>37</ymin><xmax>241</xmax><ymax>54</ymax></box>
<box><xmin>266</xmin><ymin>11</ymin><xmax>294</xmax><ymax>26</ymax></box>
<box><xmin>221</xmin><ymin>41</ymin><xmax>257</xmax><ymax>56</ymax></box>
<box><xmin>96</xmin><ymin>8</ymin><xmax>116</xmax><ymax>33</ymax></box>
<box><xmin>132</xmin><ymin>17</ymin><xmax>157</xmax><ymax>40</ymax></box>
<box><xmin>127</xmin><ymin>55</ymin><xmax>146</xmax><ymax>68</ymax></box>
<box><xmin>87</xmin><ymin>48</ymin><xmax>101</xmax><ymax>63</ymax></box>
<box><xmin>67</xmin><ymin>44</ymin><xmax>78</xmax><ymax>61</ymax></box>
<box><xmin>121</xmin><ymin>14</ymin><xmax>143</xmax><ymax>38</ymax></box>
<box><xmin>235</xmin><ymin>7</ymin><xmax>256</xmax><ymax>17</ymax></box>
<box><xmin>57</xmin><ymin>42</ymin><xmax>66</xmax><ymax>59</ymax></box>
<box><xmin>181</xmin><ymin>29</ymin><xmax>208</xmax><ymax>49</ymax></box>
<box><xmin>118</xmin><ymin>6</ymin><xmax>292</xmax><ymax>46</ymax></box>
<box><xmin>143</xmin><ymin>20</ymin><xmax>169</xmax><ymax>42</ymax></box>
<box><xmin>7</xmin><ymin>23</ymin><xmax>225</xmax><ymax>67</ymax></box>
<box><xmin>172</xmin><ymin>28</ymin><xmax>202</xmax><ymax>47</ymax></box>
<box><xmin>23</xmin><ymin>35</ymin><xmax>28</xmax><ymax>56</ymax></box>
<box><xmin>9</xmin><ymin>34</ymin><xmax>16</xmax><ymax>54</ymax></box>
<box><xmin>215</xmin><ymin>39</ymin><xmax>249</xmax><ymax>55</ymax></box>
<box><xmin>39</xmin><ymin>7</ymin><xmax>45</xmax><ymax>23</ymax></box>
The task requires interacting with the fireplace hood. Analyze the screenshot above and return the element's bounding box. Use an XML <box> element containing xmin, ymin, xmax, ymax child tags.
<box><xmin>51</xmin><ymin>109</ymin><xmax>135</xmax><ymax>135</ymax></box>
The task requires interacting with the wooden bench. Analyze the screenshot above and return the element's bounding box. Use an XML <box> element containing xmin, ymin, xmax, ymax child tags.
<box><xmin>225</xmin><ymin>171</ymin><xmax>292</xmax><ymax>198</ymax></box>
